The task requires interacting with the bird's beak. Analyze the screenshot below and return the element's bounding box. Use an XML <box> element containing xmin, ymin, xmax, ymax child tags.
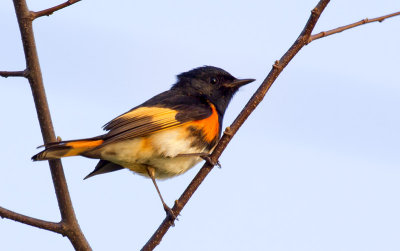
<box><xmin>223</xmin><ymin>78</ymin><xmax>255</xmax><ymax>88</ymax></box>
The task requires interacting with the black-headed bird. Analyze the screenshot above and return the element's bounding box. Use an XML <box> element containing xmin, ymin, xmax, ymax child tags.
<box><xmin>32</xmin><ymin>66</ymin><xmax>255</xmax><ymax>219</ymax></box>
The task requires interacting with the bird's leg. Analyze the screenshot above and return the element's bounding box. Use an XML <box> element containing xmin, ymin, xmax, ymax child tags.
<box><xmin>145</xmin><ymin>166</ymin><xmax>177</xmax><ymax>222</ymax></box>
<box><xmin>177</xmin><ymin>153</ymin><xmax>221</xmax><ymax>168</ymax></box>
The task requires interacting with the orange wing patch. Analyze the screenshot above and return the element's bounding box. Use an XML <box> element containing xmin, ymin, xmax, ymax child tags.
<box><xmin>102</xmin><ymin>104</ymin><xmax>218</xmax><ymax>145</ymax></box>
<box><xmin>189</xmin><ymin>103</ymin><xmax>219</xmax><ymax>142</ymax></box>
<box><xmin>103</xmin><ymin>107</ymin><xmax>182</xmax><ymax>144</ymax></box>
<box><xmin>106</xmin><ymin>107</ymin><xmax>179</xmax><ymax>132</ymax></box>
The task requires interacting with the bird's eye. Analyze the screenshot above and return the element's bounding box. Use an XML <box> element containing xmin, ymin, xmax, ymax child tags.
<box><xmin>210</xmin><ymin>77</ymin><xmax>218</xmax><ymax>84</ymax></box>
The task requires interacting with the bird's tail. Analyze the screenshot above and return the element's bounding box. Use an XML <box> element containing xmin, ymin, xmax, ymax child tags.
<box><xmin>32</xmin><ymin>137</ymin><xmax>104</xmax><ymax>161</ymax></box>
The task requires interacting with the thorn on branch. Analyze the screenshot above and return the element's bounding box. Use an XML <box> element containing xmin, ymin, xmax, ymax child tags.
<box><xmin>273</xmin><ymin>60</ymin><xmax>282</xmax><ymax>70</ymax></box>
<box><xmin>223</xmin><ymin>126</ymin><xmax>233</xmax><ymax>137</ymax></box>
<box><xmin>311</xmin><ymin>7</ymin><xmax>320</xmax><ymax>16</ymax></box>
<box><xmin>174</xmin><ymin>200</ymin><xmax>182</xmax><ymax>209</ymax></box>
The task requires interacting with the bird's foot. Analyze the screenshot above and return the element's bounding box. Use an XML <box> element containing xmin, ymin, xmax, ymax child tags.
<box><xmin>163</xmin><ymin>203</ymin><xmax>178</xmax><ymax>226</ymax></box>
<box><xmin>200</xmin><ymin>154</ymin><xmax>221</xmax><ymax>168</ymax></box>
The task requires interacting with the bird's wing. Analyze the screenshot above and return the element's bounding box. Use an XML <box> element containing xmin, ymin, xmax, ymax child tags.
<box><xmin>101</xmin><ymin>93</ymin><xmax>216</xmax><ymax>145</ymax></box>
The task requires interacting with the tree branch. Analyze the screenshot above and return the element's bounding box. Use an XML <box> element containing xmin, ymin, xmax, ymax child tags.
<box><xmin>3</xmin><ymin>0</ymin><xmax>91</xmax><ymax>250</ymax></box>
<box><xmin>309</xmin><ymin>11</ymin><xmax>400</xmax><ymax>43</ymax></box>
<box><xmin>0</xmin><ymin>206</ymin><xmax>63</xmax><ymax>234</ymax></box>
<box><xmin>0</xmin><ymin>70</ymin><xmax>28</xmax><ymax>78</ymax></box>
<box><xmin>30</xmin><ymin>0</ymin><xmax>81</xmax><ymax>20</ymax></box>
<box><xmin>141</xmin><ymin>0</ymin><xmax>331</xmax><ymax>250</ymax></box>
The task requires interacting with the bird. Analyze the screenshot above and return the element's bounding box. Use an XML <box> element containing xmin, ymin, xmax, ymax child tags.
<box><xmin>32</xmin><ymin>66</ymin><xmax>255</xmax><ymax>219</ymax></box>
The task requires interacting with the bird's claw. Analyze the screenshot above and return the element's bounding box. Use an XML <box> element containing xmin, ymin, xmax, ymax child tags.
<box><xmin>163</xmin><ymin>203</ymin><xmax>179</xmax><ymax>226</ymax></box>
<box><xmin>201</xmin><ymin>154</ymin><xmax>221</xmax><ymax>168</ymax></box>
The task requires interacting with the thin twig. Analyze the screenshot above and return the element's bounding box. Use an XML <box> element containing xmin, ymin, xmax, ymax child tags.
<box><xmin>309</xmin><ymin>11</ymin><xmax>400</xmax><ymax>43</ymax></box>
<box><xmin>141</xmin><ymin>0</ymin><xmax>331</xmax><ymax>250</ymax></box>
<box><xmin>30</xmin><ymin>0</ymin><xmax>81</xmax><ymax>20</ymax></box>
<box><xmin>0</xmin><ymin>206</ymin><xmax>63</xmax><ymax>234</ymax></box>
<box><xmin>0</xmin><ymin>70</ymin><xmax>28</xmax><ymax>78</ymax></box>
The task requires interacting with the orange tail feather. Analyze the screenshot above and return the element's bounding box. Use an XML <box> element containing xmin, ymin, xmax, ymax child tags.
<box><xmin>32</xmin><ymin>138</ymin><xmax>103</xmax><ymax>161</ymax></box>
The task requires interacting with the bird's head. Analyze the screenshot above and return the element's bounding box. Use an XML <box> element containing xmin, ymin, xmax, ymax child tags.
<box><xmin>172</xmin><ymin>66</ymin><xmax>255</xmax><ymax>114</ymax></box>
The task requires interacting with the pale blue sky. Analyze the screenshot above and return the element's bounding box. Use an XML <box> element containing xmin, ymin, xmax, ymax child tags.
<box><xmin>1</xmin><ymin>1</ymin><xmax>400</xmax><ymax>250</ymax></box>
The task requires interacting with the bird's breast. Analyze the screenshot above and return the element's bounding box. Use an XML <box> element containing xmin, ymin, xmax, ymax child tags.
<box><xmin>99</xmin><ymin>123</ymin><xmax>218</xmax><ymax>179</ymax></box>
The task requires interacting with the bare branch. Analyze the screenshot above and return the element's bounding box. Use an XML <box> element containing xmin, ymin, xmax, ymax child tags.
<box><xmin>9</xmin><ymin>0</ymin><xmax>91</xmax><ymax>249</ymax></box>
<box><xmin>31</xmin><ymin>0</ymin><xmax>81</xmax><ymax>20</ymax></box>
<box><xmin>141</xmin><ymin>0</ymin><xmax>331</xmax><ymax>250</ymax></box>
<box><xmin>0</xmin><ymin>206</ymin><xmax>63</xmax><ymax>234</ymax></box>
<box><xmin>309</xmin><ymin>11</ymin><xmax>400</xmax><ymax>43</ymax></box>
<box><xmin>0</xmin><ymin>70</ymin><xmax>28</xmax><ymax>78</ymax></box>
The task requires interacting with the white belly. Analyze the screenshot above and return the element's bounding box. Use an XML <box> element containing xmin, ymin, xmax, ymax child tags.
<box><xmin>99</xmin><ymin>127</ymin><xmax>209</xmax><ymax>179</ymax></box>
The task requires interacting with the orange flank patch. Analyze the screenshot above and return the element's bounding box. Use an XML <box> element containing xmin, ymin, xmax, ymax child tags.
<box><xmin>139</xmin><ymin>137</ymin><xmax>155</xmax><ymax>156</ymax></box>
<box><xmin>64</xmin><ymin>139</ymin><xmax>103</xmax><ymax>157</ymax></box>
<box><xmin>189</xmin><ymin>103</ymin><xmax>219</xmax><ymax>142</ymax></box>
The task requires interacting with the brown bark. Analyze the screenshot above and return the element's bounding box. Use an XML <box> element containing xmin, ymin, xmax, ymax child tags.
<box><xmin>0</xmin><ymin>0</ymin><xmax>91</xmax><ymax>250</ymax></box>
